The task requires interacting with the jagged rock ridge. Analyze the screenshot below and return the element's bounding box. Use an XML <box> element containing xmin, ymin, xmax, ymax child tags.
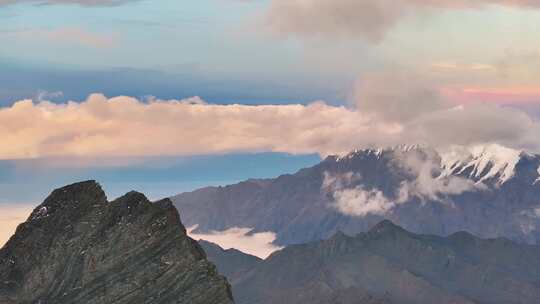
<box><xmin>0</xmin><ymin>181</ymin><xmax>234</xmax><ymax>304</ymax></box>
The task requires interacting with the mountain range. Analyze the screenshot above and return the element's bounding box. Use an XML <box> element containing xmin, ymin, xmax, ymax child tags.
<box><xmin>0</xmin><ymin>181</ymin><xmax>233</xmax><ymax>304</ymax></box>
<box><xmin>173</xmin><ymin>144</ymin><xmax>540</xmax><ymax>246</ymax></box>
<box><xmin>200</xmin><ymin>220</ymin><xmax>540</xmax><ymax>304</ymax></box>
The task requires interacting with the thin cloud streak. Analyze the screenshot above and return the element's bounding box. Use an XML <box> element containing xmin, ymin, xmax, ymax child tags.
<box><xmin>0</xmin><ymin>0</ymin><xmax>137</xmax><ymax>6</ymax></box>
<box><xmin>7</xmin><ymin>28</ymin><xmax>118</xmax><ymax>49</ymax></box>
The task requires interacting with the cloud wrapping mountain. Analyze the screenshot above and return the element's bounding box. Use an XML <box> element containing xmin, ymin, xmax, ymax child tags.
<box><xmin>173</xmin><ymin>145</ymin><xmax>540</xmax><ymax>246</ymax></box>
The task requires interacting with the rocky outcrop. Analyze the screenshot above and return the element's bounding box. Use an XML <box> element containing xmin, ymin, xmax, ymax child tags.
<box><xmin>0</xmin><ymin>181</ymin><xmax>234</xmax><ymax>304</ymax></box>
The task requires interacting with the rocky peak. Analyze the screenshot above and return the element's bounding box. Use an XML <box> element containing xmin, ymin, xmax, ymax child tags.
<box><xmin>28</xmin><ymin>180</ymin><xmax>107</xmax><ymax>222</ymax></box>
<box><xmin>0</xmin><ymin>181</ymin><xmax>233</xmax><ymax>304</ymax></box>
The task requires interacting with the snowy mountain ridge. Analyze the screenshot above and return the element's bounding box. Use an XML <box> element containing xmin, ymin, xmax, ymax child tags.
<box><xmin>334</xmin><ymin>143</ymin><xmax>539</xmax><ymax>186</ymax></box>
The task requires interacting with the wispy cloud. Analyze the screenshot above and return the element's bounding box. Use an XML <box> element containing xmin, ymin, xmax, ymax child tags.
<box><xmin>9</xmin><ymin>28</ymin><xmax>118</xmax><ymax>49</ymax></box>
<box><xmin>322</xmin><ymin>150</ymin><xmax>484</xmax><ymax>217</ymax></box>
<box><xmin>263</xmin><ymin>0</ymin><xmax>540</xmax><ymax>42</ymax></box>
<box><xmin>0</xmin><ymin>0</ymin><xmax>137</xmax><ymax>7</ymax></box>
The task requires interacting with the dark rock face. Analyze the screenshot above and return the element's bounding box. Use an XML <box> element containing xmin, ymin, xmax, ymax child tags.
<box><xmin>0</xmin><ymin>181</ymin><xmax>234</xmax><ymax>304</ymax></box>
<box><xmin>205</xmin><ymin>221</ymin><xmax>540</xmax><ymax>304</ymax></box>
<box><xmin>172</xmin><ymin>146</ymin><xmax>540</xmax><ymax>246</ymax></box>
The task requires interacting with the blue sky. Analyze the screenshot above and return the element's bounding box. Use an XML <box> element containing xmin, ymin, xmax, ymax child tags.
<box><xmin>0</xmin><ymin>0</ymin><xmax>354</xmax><ymax>105</ymax></box>
<box><xmin>1</xmin><ymin>0</ymin><xmax>540</xmax><ymax>205</ymax></box>
<box><xmin>0</xmin><ymin>153</ymin><xmax>320</xmax><ymax>203</ymax></box>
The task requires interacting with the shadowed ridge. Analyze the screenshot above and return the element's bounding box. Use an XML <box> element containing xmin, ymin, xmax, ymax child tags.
<box><xmin>329</xmin><ymin>230</ymin><xmax>349</xmax><ymax>240</ymax></box>
<box><xmin>367</xmin><ymin>220</ymin><xmax>409</xmax><ymax>238</ymax></box>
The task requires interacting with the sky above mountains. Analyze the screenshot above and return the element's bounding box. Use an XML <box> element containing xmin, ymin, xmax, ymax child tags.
<box><xmin>1</xmin><ymin>1</ymin><xmax>540</xmax><ymax>245</ymax></box>
<box><xmin>1</xmin><ymin>0</ymin><xmax>540</xmax><ymax>107</ymax></box>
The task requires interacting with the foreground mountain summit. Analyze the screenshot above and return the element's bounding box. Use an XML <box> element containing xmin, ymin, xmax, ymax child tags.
<box><xmin>174</xmin><ymin>144</ymin><xmax>540</xmax><ymax>245</ymax></box>
<box><xmin>0</xmin><ymin>181</ymin><xmax>233</xmax><ymax>304</ymax></box>
<box><xmin>202</xmin><ymin>220</ymin><xmax>540</xmax><ymax>304</ymax></box>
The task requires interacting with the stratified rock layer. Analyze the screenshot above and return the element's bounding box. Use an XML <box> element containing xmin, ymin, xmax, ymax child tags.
<box><xmin>0</xmin><ymin>181</ymin><xmax>234</xmax><ymax>304</ymax></box>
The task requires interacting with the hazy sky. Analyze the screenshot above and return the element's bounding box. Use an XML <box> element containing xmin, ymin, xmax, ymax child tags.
<box><xmin>1</xmin><ymin>0</ymin><xmax>539</xmax><ymax>105</ymax></box>
<box><xmin>1</xmin><ymin>1</ymin><xmax>540</xmax><ymax>245</ymax></box>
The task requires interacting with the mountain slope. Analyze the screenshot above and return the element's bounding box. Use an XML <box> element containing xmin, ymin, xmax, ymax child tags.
<box><xmin>172</xmin><ymin>144</ymin><xmax>540</xmax><ymax>245</ymax></box>
<box><xmin>199</xmin><ymin>240</ymin><xmax>262</xmax><ymax>283</ymax></box>
<box><xmin>0</xmin><ymin>181</ymin><xmax>234</xmax><ymax>304</ymax></box>
<box><xmin>205</xmin><ymin>221</ymin><xmax>540</xmax><ymax>304</ymax></box>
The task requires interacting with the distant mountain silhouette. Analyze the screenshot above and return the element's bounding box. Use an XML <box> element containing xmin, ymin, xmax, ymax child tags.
<box><xmin>174</xmin><ymin>144</ymin><xmax>540</xmax><ymax>245</ymax></box>
<box><xmin>203</xmin><ymin>220</ymin><xmax>540</xmax><ymax>304</ymax></box>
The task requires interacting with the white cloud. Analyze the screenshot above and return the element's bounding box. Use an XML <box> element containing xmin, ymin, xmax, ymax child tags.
<box><xmin>323</xmin><ymin>171</ymin><xmax>397</xmax><ymax>216</ymax></box>
<box><xmin>322</xmin><ymin>149</ymin><xmax>484</xmax><ymax>217</ymax></box>
<box><xmin>332</xmin><ymin>186</ymin><xmax>395</xmax><ymax>217</ymax></box>
<box><xmin>0</xmin><ymin>204</ymin><xmax>33</xmax><ymax>247</ymax></box>
<box><xmin>187</xmin><ymin>226</ymin><xmax>282</xmax><ymax>259</ymax></box>
<box><xmin>394</xmin><ymin>150</ymin><xmax>483</xmax><ymax>202</ymax></box>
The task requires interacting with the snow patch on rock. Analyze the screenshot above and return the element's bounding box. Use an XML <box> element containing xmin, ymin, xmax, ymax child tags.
<box><xmin>440</xmin><ymin>144</ymin><xmax>523</xmax><ymax>185</ymax></box>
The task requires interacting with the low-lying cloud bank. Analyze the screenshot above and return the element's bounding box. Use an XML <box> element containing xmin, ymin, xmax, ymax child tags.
<box><xmin>264</xmin><ymin>0</ymin><xmax>540</xmax><ymax>42</ymax></box>
<box><xmin>1</xmin><ymin>82</ymin><xmax>539</xmax><ymax>160</ymax></box>
<box><xmin>187</xmin><ymin>226</ymin><xmax>282</xmax><ymax>259</ymax></box>
<box><xmin>0</xmin><ymin>204</ymin><xmax>33</xmax><ymax>247</ymax></box>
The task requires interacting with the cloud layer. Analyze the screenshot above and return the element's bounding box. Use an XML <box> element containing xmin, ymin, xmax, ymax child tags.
<box><xmin>1</xmin><ymin>89</ymin><xmax>539</xmax><ymax>160</ymax></box>
<box><xmin>264</xmin><ymin>0</ymin><xmax>540</xmax><ymax>41</ymax></box>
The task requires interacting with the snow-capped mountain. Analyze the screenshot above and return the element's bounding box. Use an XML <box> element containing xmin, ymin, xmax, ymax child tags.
<box><xmin>173</xmin><ymin>144</ymin><xmax>540</xmax><ymax>245</ymax></box>
<box><xmin>439</xmin><ymin>144</ymin><xmax>534</xmax><ymax>185</ymax></box>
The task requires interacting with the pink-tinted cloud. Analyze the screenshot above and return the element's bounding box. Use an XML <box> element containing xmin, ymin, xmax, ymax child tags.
<box><xmin>1</xmin><ymin>90</ymin><xmax>540</xmax><ymax>161</ymax></box>
<box><xmin>443</xmin><ymin>87</ymin><xmax>540</xmax><ymax>105</ymax></box>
